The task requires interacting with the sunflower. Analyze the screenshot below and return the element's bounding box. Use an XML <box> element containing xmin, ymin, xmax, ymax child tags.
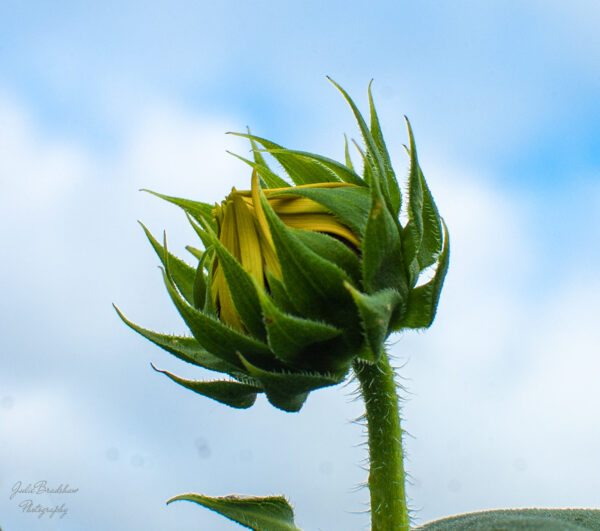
<box><xmin>116</xmin><ymin>81</ymin><xmax>449</xmax><ymax>412</ymax></box>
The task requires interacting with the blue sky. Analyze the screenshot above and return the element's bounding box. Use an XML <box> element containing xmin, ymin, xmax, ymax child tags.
<box><xmin>1</xmin><ymin>2</ymin><xmax>599</xmax><ymax>530</ymax></box>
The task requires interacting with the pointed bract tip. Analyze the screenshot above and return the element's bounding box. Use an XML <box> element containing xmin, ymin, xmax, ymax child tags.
<box><xmin>166</xmin><ymin>493</ymin><xmax>194</xmax><ymax>505</ymax></box>
<box><xmin>326</xmin><ymin>76</ymin><xmax>342</xmax><ymax>90</ymax></box>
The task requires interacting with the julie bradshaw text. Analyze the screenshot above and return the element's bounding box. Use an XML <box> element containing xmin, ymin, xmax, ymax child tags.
<box><xmin>9</xmin><ymin>480</ymin><xmax>79</xmax><ymax>519</ymax></box>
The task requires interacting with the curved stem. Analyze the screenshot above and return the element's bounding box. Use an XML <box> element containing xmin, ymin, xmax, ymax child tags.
<box><xmin>353</xmin><ymin>353</ymin><xmax>409</xmax><ymax>531</ymax></box>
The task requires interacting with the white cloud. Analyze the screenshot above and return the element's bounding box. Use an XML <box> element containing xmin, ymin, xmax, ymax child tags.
<box><xmin>0</xmin><ymin>95</ymin><xmax>89</xmax><ymax>217</ymax></box>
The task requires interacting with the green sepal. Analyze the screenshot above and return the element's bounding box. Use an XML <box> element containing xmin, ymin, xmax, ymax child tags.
<box><xmin>368</xmin><ymin>82</ymin><xmax>401</xmax><ymax>217</ymax></box>
<box><xmin>186</xmin><ymin>245</ymin><xmax>203</xmax><ymax>261</ymax></box>
<box><xmin>202</xmin><ymin>252</ymin><xmax>218</xmax><ymax>317</ymax></box>
<box><xmin>239</xmin><ymin>354</ymin><xmax>341</xmax><ymax>412</ymax></box>
<box><xmin>258</xmin><ymin>185</ymin><xmax>359</xmax><ymax>334</ymax></box>
<box><xmin>152</xmin><ymin>365</ymin><xmax>260</xmax><ymax>409</ymax></box>
<box><xmin>361</xmin><ymin>180</ymin><xmax>407</xmax><ymax>297</ymax></box>
<box><xmin>344</xmin><ymin>284</ymin><xmax>402</xmax><ymax>362</ymax></box>
<box><xmin>227</xmin><ymin>150</ymin><xmax>290</xmax><ymax>189</ymax></box>
<box><xmin>271</xmin><ymin>185</ymin><xmax>370</xmax><ymax>237</ymax></box>
<box><xmin>167</xmin><ymin>493</ymin><xmax>302</xmax><ymax>531</ymax></box>
<box><xmin>161</xmin><ymin>268</ymin><xmax>274</xmax><ymax>370</ymax></box>
<box><xmin>113</xmin><ymin>305</ymin><xmax>243</xmax><ymax>376</ymax></box>
<box><xmin>192</xmin><ymin>254</ymin><xmax>208</xmax><ymax>310</ymax></box>
<box><xmin>231</xmin><ymin>132</ymin><xmax>339</xmax><ymax>185</ymax></box>
<box><xmin>416</xmin><ymin>168</ymin><xmax>443</xmax><ymax>272</ymax></box>
<box><xmin>266</xmin><ymin>271</ymin><xmax>296</xmax><ymax>315</ymax></box>
<box><xmin>246</xmin><ymin>126</ymin><xmax>292</xmax><ymax>188</ymax></box>
<box><xmin>327</xmin><ymin>77</ymin><xmax>392</xmax><ymax>208</ymax></box>
<box><xmin>292</xmin><ymin>229</ymin><xmax>361</xmax><ymax>287</ymax></box>
<box><xmin>140</xmin><ymin>222</ymin><xmax>196</xmax><ymax>305</ymax></box>
<box><xmin>255</xmin><ymin>286</ymin><xmax>342</xmax><ymax>369</ymax></box>
<box><xmin>183</xmin><ymin>218</ymin><xmax>219</xmax><ymax>315</ymax></box>
<box><xmin>206</xmin><ymin>230</ymin><xmax>267</xmax><ymax>341</ymax></box>
<box><xmin>402</xmin><ymin>119</ymin><xmax>425</xmax><ymax>285</ymax></box>
<box><xmin>393</xmin><ymin>220</ymin><xmax>449</xmax><ymax>330</ymax></box>
<box><xmin>142</xmin><ymin>189</ymin><xmax>217</xmax><ymax>232</ymax></box>
<box><xmin>343</xmin><ymin>134</ymin><xmax>355</xmax><ymax>171</ymax></box>
<box><xmin>418</xmin><ymin>508</ymin><xmax>600</xmax><ymax>530</ymax></box>
<box><xmin>351</xmin><ymin>139</ymin><xmax>373</xmax><ymax>187</ymax></box>
<box><xmin>266</xmin><ymin>148</ymin><xmax>364</xmax><ymax>186</ymax></box>
<box><xmin>185</xmin><ymin>212</ymin><xmax>215</xmax><ymax>250</ymax></box>
<box><xmin>402</xmin><ymin>118</ymin><xmax>443</xmax><ymax>286</ymax></box>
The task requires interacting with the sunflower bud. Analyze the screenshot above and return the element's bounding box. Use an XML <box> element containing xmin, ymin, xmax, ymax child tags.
<box><xmin>116</xmin><ymin>81</ymin><xmax>449</xmax><ymax>412</ymax></box>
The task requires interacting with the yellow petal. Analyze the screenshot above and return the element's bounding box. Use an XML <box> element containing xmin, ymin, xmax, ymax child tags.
<box><xmin>232</xmin><ymin>193</ymin><xmax>264</xmax><ymax>288</ymax></box>
<box><xmin>278</xmin><ymin>213</ymin><xmax>361</xmax><ymax>247</ymax></box>
<box><xmin>251</xmin><ymin>171</ymin><xmax>282</xmax><ymax>278</ymax></box>
<box><xmin>251</xmin><ymin>170</ymin><xmax>273</xmax><ymax>247</ymax></box>
<box><xmin>213</xmin><ymin>198</ymin><xmax>247</xmax><ymax>330</ymax></box>
<box><xmin>268</xmin><ymin>196</ymin><xmax>329</xmax><ymax>215</ymax></box>
<box><xmin>219</xmin><ymin>199</ymin><xmax>240</xmax><ymax>260</ymax></box>
<box><xmin>218</xmin><ymin>277</ymin><xmax>244</xmax><ymax>330</ymax></box>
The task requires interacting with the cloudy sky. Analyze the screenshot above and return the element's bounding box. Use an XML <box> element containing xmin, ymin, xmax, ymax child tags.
<box><xmin>1</xmin><ymin>2</ymin><xmax>599</xmax><ymax>530</ymax></box>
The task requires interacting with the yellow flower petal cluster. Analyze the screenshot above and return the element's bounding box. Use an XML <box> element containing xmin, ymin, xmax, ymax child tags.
<box><xmin>211</xmin><ymin>172</ymin><xmax>359</xmax><ymax>331</ymax></box>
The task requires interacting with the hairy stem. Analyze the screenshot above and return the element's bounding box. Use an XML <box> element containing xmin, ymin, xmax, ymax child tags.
<box><xmin>353</xmin><ymin>353</ymin><xmax>409</xmax><ymax>531</ymax></box>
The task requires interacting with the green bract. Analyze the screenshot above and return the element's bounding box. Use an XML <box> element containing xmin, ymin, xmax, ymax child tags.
<box><xmin>116</xmin><ymin>79</ymin><xmax>449</xmax><ymax>412</ymax></box>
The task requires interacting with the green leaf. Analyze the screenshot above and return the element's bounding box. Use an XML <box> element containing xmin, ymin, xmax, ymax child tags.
<box><xmin>292</xmin><ymin>228</ymin><xmax>361</xmax><ymax>287</ymax></box>
<box><xmin>247</xmin><ymin>126</ymin><xmax>287</xmax><ymax>187</ymax></box>
<box><xmin>161</xmin><ymin>268</ymin><xmax>275</xmax><ymax>370</ymax></box>
<box><xmin>271</xmin><ymin>185</ymin><xmax>371</xmax><ymax>237</ymax></box>
<box><xmin>327</xmin><ymin>77</ymin><xmax>390</xmax><ymax>204</ymax></box>
<box><xmin>168</xmin><ymin>494</ymin><xmax>302</xmax><ymax>531</ymax></box>
<box><xmin>344</xmin><ymin>284</ymin><xmax>402</xmax><ymax>361</ymax></box>
<box><xmin>208</xmin><ymin>231</ymin><xmax>267</xmax><ymax>341</ymax></box>
<box><xmin>255</xmin><ymin>287</ymin><xmax>342</xmax><ymax>369</ymax></box>
<box><xmin>258</xmin><ymin>186</ymin><xmax>360</xmax><ymax>339</ymax></box>
<box><xmin>416</xmin><ymin>165</ymin><xmax>443</xmax><ymax>272</ymax></box>
<box><xmin>185</xmin><ymin>211</ymin><xmax>215</xmax><ymax>250</ymax></box>
<box><xmin>393</xmin><ymin>219</ymin><xmax>449</xmax><ymax>330</ymax></box>
<box><xmin>343</xmin><ymin>134</ymin><xmax>355</xmax><ymax>171</ymax></box>
<box><xmin>239</xmin><ymin>354</ymin><xmax>341</xmax><ymax>412</ymax></box>
<box><xmin>201</xmin><ymin>251</ymin><xmax>218</xmax><ymax>316</ymax></box>
<box><xmin>186</xmin><ymin>245</ymin><xmax>204</xmax><ymax>261</ymax></box>
<box><xmin>266</xmin><ymin>148</ymin><xmax>364</xmax><ymax>186</ymax></box>
<box><xmin>231</xmin><ymin>132</ymin><xmax>339</xmax><ymax>185</ymax></box>
<box><xmin>140</xmin><ymin>222</ymin><xmax>196</xmax><ymax>305</ymax></box>
<box><xmin>352</xmin><ymin>139</ymin><xmax>373</xmax><ymax>187</ymax></box>
<box><xmin>113</xmin><ymin>305</ymin><xmax>243</xmax><ymax>376</ymax></box>
<box><xmin>368</xmin><ymin>81</ymin><xmax>401</xmax><ymax>217</ymax></box>
<box><xmin>418</xmin><ymin>508</ymin><xmax>600</xmax><ymax>530</ymax></box>
<box><xmin>152</xmin><ymin>365</ymin><xmax>260</xmax><ymax>409</ymax></box>
<box><xmin>361</xmin><ymin>182</ymin><xmax>407</xmax><ymax>297</ymax></box>
<box><xmin>265</xmin><ymin>272</ymin><xmax>296</xmax><ymax>315</ymax></box>
<box><xmin>402</xmin><ymin>118</ymin><xmax>443</xmax><ymax>285</ymax></box>
<box><xmin>192</xmin><ymin>258</ymin><xmax>207</xmax><ymax>310</ymax></box>
<box><xmin>142</xmin><ymin>189</ymin><xmax>217</xmax><ymax>232</ymax></box>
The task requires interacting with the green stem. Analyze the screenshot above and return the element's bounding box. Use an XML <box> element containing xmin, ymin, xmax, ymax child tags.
<box><xmin>353</xmin><ymin>353</ymin><xmax>409</xmax><ymax>531</ymax></box>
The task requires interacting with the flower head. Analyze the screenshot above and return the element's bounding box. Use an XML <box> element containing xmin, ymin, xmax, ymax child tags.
<box><xmin>212</xmin><ymin>174</ymin><xmax>360</xmax><ymax>331</ymax></box>
<box><xmin>116</xmin><ymin>81</ymin><xmax>449</xmax><ymax>412</ymax></box>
